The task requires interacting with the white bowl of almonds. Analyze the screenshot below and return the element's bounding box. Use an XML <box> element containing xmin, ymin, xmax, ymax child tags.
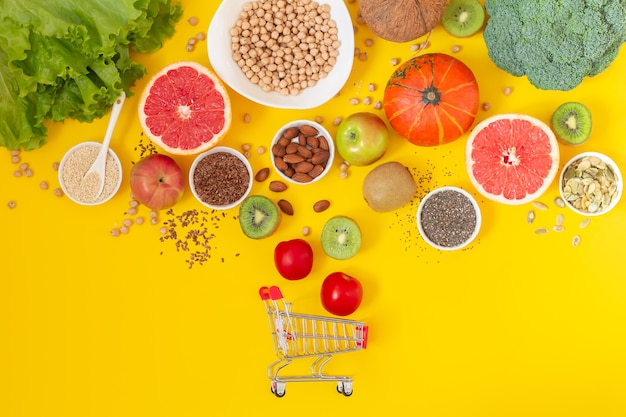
<box><xmin>559</xmin><ymin>152</ymin><xmax>622</xmax><ymax>216</ymax></box>
<box><xmin>207</xmin><ymin>0</ymin><xmax>354</xmax><ymax>109</ymax></box>
<box><xmin>270</xmin><ymin>120</ymin><xmax>334</xmax><ymax>184</ymax></box>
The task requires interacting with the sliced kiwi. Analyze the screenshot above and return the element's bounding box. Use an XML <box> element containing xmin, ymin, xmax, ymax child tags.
<box><xmin>321</xmin><ymin>216</ymin><xmax>362</xmax><ymax>260</ymax></box>
<box><xmin>441</xmin><ymin>0</ymin><xmax>485</xmax><ymax>38</ymax></box>
<box><xmin>551</xmin><ymin>102</ymin><xmax>592</xmax><ymax>146</ymax></box>
<box><xmin>238</xmin><ymin>195</ymin><xmax>280</xmax><ymax>239</ymax></box>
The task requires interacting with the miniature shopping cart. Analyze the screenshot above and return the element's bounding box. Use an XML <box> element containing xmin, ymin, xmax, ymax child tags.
<box><xmin>259</xmin><ymin>286</ymin><xmax>369</xmax><ymax>397</ymax></box>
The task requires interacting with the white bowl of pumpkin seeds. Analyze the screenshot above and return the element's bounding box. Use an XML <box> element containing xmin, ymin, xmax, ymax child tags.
<box><xmin>559</xmin><ymin>152</ymin><xmax>622</xmax><ymax>216</ymax></box>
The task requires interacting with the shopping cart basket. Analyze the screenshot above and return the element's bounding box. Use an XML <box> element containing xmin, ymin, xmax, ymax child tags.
<box><xmin>259</xmin><ymin>286</ymin><xmax>369</xmax><ymax>397</ymax></box>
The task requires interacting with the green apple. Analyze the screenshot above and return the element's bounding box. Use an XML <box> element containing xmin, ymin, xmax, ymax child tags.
<box><xmin>335</xmin><ymin>112</ymin><xmax>390</xmax><ymax>166</ymax></box>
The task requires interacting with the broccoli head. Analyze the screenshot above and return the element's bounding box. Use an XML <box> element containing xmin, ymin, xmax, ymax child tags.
<box><xmin>483</xmin><ymin>0</ymin><xmax>626</xmax><ymax>91</ymax></box>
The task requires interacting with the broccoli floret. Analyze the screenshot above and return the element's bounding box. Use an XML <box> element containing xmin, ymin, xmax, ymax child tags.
<box><xmin>483</xmin><ymin>0</ymin><xmax>626</xmax><ymax>91</ymax></box>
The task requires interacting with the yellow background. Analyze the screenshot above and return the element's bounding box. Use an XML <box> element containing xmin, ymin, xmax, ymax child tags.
<box><xmin>2</xmin><ymin>1</ymin><xmax>626</xmax><ymax>415</ymax></box>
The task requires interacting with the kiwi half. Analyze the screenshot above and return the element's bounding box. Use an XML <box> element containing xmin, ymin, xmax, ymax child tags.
<box><xmin>441</xmin><ymin>0</ymin><xmax>485</xmax><ymax>38</ymax></box>
<box><xmin>551</xmin><ymin>102</ymin><xmax>592</xmax><ymax>146</ymax></box>
<box><xmin>321</xmin><ymin>216</ymin><xmax>362</xmax><ymax>260</ymax></box>
<box><xmin>238</xmin><ymin>195</ymin><xmax>280</xmax><ymax>239</ymax></box>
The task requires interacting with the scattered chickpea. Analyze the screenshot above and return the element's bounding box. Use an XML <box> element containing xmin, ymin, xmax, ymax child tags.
<box><xmin>482</xmin><ymin>102</ymin><xmax>491</xmax><ymax>111</ymax></box>
<box><xmin>451</xmin><ymin>45</ymin><xmax>462</xmax><ymax>53</ymax></box>
<box><xmin>363</xmin><ymin>96</ymin><xmax>372</xmax><ymax>106</ymax></box>
<box><xmin>135</xmin><ymin>216</ymin><xmax>145</xmax><ymax>225</ymax></box>
<box><xmin>241</xmin><ymin>143</ymin><xmax>252</xmax><ymax>152</ymax></box>
<box><xmin>159</xmin><ymin>226</ymin><xmax>168</xmax><ymax>235</ymax></box>
<box><xmin>129</xmin><ymin>199</ymin><xmax>139</xmax><ymax>208</ymax></box>
<box><xmin>151</xmin><ymin>217</ymin><xmax>159</xmax><ymax>226</ymax></box>
<box><xmin>339</xmin><ymin>161</ymin><xmax>350</xmax><ymax>171</ymax></box>
<box><xmin>257</xmin><ymin>146</ymin><xmax>266</xmax><ymax>155</ymax></box>
<box><xmin>123</xmin><ymin>219</ymin><xmax>133</xmax><ymax>228</ymax></box>
<box><xmin>185</xmin><ymin>44</ymin><xmax>195</xmax><ymax>52</ymax></box>
<box><xmin>150</xmin><ymin>210</ymin><xmax>158</xmax><ymax>218</ymax></box>
<box><xmin>503</xmin><ymin>86</ymin><xmax>513</xmax><ymax>96</ymax></box>
<box><xmin>367</xmin><ymin>83</ymin><xmax>377</xmax><ymax>92</ymax></box>
<box><xmin>315</xmin><ymin>116</ymin><xmax>324</xmax><ymax>124</ymax></box>
<box><xmin>120</xmin><ymin>226</ymin><xmax>129</xmax><ymax>234</ymax></box>
<box><xmin>52</xmin><ymin>162</ymin><xmax>59</xmax><ymax>171</ymax></box>
<box><xmin>188</xmin><ymin>16</ymin><xmax>199</xmax><ymax>26</ymax></box>
<box><xmin>373</xmin><ymin>100</ymin><xmax>383</xmax><ymax>110</ymax></box>
<box><xmin>187</xmin><ymin>37</ymin><xmax>197</xmax><ymax>46</ymax></box>
<box><xmin>359</xmin><ymin>52</ymin><xmax>368</xmax><ymax>62</ymax></box>
<box><xmin>349</xmin><ymin>97</ymin><xmax>360</xmax><ymax>105</ymax></box>
<box><xmin>333</xmin><ymin>117</ymin><xmax>343</xmax><ymax>126</ymax></box>
<box><xmin>364</xmin><ymin>38</ymin><xmax>374</xmax><ymax>47</ymax></box>
<box><xmin>356</xmin><ymin>15</ymin><xmax>366</xmax><ymax>25</ymax></box>
<box><xmin>11</xmin><ymin>155</ymin><xmax>20</xmax><ymax>164</ymax></box>
<box><xmin>24</xmin><ymin>169</ymin><xmax>33</xmax><ymax>177</ymax></box>
<box><xmin>110</xmin><ymin>228</ymin><xmax>121</xmax><ymax>237</ymax></box>
<box><xmin>243</xmin><ymin>113</ymin><xmax>251</xmax><ymax>123</ymax></box>
<box><xmin>410</xmin><ymin>44</ymin><xmax>420</xmax><ymax>52</ymax></box>
<box><xmin>302</xmin><ymin>226</ymin><xmax>311</xmax><ymax>236</ymax></box>
<box><xmin>19</xmin><ymin>162</ymin><xmax>28</xmax><ymax>171</ymax></box>
<box><xmin>13</xmin><ymin>170</ymin><xmax>22</xmax><ymax>177</ymax></box>
<box><xmin>40</xmin><ymin>181</ymin><xmax>49</xmax><ymax>190</ymax></box>
<box><xmin>10</xmin><ymin>150</ymin><xmax>19</xmax><ymax>156</ymax></box>
<box><xmin>391</xmin><ymin>57</ymin><xmax>400</xmax><ymax>66</ymax></box>
<box><xmin>354</xmin><ymin>47</ymin><xmax>361</xmax><ymax>57</ymax></box>
<box><xmin>7</xmin><ymin>200</ymin><xmax>16</xmax><ymax>209</ymax></box>
<box><xmin>195</xmin><ymin>32</ymin><xmax>206</xmax><ymax>41</ymax></box>
<box><xmin>53</xmin><ymin>188</ymin><xmax>63</xmax><ymax>197</ymax></box>
<box><xmin>244</xmin><ymin>151</ymin><xmax>251</xmax><ymax>159</ymax></box>
<box><xmin>339</xmin><ymin>171</ymin><xmax>349</xmax><ymax>179</ymax></box>
<box><xmin>126</xmin><ymin>207</ymin><xmax>138</xmax><ymax>216</ymax></box>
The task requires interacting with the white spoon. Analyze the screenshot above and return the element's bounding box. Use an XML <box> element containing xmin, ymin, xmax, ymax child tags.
<box><xmin>83</xmin><ymin>91</ymin><xmax>126</xmax><ymax>199</ymax></box>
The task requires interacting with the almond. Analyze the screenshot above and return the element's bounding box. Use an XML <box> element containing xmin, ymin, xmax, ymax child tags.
<box><xmin>313</xmin><ymin>199</ymin><xmax>330</xmax><ymax>213</ymax></box>
<box><xmin>283</xmin><ymin>126</ymin><xmax>300</xmax><ymax>139</ymax></box>
<box><xmin>285</xmin><ymin>142</ymin><xmax>299</xmax><ymax>154</ymax></box>
<box><xmin>269</xmin><ymin>180</ymin><xmax>288</xmax><ymax>192</ymax></box>
<box><xmin>298</xmin><ymin>133</ymin><xmax>307</xmax><ymax>146</ymax></box>
<box><xmin>311</xmin><ymin>150</ymin><xmax>330</xmax><ymax>165</ymax></box>
<box><xmin>277</xmin><ymin>199</ymin><xmax>294</xmax><ymax>216</ymax></box>
<box><xmin>272</xmin><ymin>144</ymin><xmax>286</xmax><ymax>157</ymax></box>
<box><xmin>296</xmin><ymin>145</ymin><xmax>313</xmax><ymax>159</ymax></box>
<box><xmin>283</xmin><ymin>154</ymin><xmax>305</xmax><ymax>164</ymax></box>
<box><xmin>291</xmin><ymin>172</ymin><xmax>313</xmax><ymax>183</ymax></box>
<box><xmin>317</xmin><ymin>135</ymin><xmax>329</xmax><ymax>151</ymax></box>
<box><xmin>278</xmin><ymin>136</ymin><xmax>291</xmax><ymax>147</ymax></box>
<box><xmin>308</xmin><ymin>164</ymin><xmax>325</xmax><ymax>178</ymax></box>
<box><xmin>294</xmin><ymin>161</ymin><xmax>314</xmax><ymax>173</ymax></box>
<box><xmin>306</xmin><ymin>135</ymin><xmax>320</xmax><ymax>148</ymax></box>
<box><xmin>274</xmin><ymin>156</ymin><xmax>288</xmax><ymax>172</ymax></box>
<box><xmin>255</xmin><ymin>167</ymin><xmax>270</xmax><ymax>182</ymax></box>
<box><xmin>299</xmin><ymin>124</ymin><xmax>319</xmax><ymax>136</ymax></box>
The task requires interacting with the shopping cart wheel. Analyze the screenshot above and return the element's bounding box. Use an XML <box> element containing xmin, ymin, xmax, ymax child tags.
<box><xmin>337</xmin><ymin>381</ymin><xmax>353</xmax><ymax>396</ymax></box>
<box><xmin>271</xmin><ymin>381</ymin><xmax>286</xmax><ymax>398</ymax></box>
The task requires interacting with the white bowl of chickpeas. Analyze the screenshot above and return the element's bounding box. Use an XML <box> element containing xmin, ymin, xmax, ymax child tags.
<box><xmin>207</xmin><ymin>0</ymin><xmax>354</xmax><ymax>109</ymax></box>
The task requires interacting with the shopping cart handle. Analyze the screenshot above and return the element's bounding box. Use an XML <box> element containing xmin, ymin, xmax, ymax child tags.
<box><xmin>268</xmin><ymin>286</ymin><xmax>283</xmax><ymax>300</ymax></box>
<box><xmin>259</xmin><ymin>286</ymin><xmax>270</xmax><ymax>300</ymax></box>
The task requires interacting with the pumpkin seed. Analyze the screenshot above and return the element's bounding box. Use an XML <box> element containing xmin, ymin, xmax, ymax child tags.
<box><xmin>554</xmin><ymin>196</ymin><xmax>565</xmax><ymax>208</ymax></box>
<box><xmin>527</xmin><ymin>210</ymin><xmax>535</xmax><ymax>224</ymax></box>
<box><xmin>579</xmin><ymin>217</ymin><xmax>590</xmax><ymax>229</ymax></box>
<box><xmin>561</xmin><ymin>155</ymin><xmax>619</xmax><ymax>214</ymax></box>
<box><xmin>535</xmin><ymin>228</ymin><xmax>549</xmax><ymax>235</ymax></box>
<box><xmin>555</xmin><ymin>213</ymin><xmax>564</xmax><ymax>226</ymax></box>
<box><xmin>552</xmin><ymin>225</ymin><xmax>565</xmax><ymax>232</ymax></box>
<box><xmin>572</xmin><ymin>235</ymin><xmax>581</xmax><ymax>247</ymax></box>
<box><xmin>532</xmin><ymin>201</ymin><xmax>549</xmax><ymax>210</ymax></box>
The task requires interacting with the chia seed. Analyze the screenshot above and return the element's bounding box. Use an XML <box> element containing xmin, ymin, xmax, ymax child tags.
<box><xmin>192</xmin><ymin>152</ymin><xmax>250</xmax><ymax>206</ymax></box>
<box><xmin>420</xmin><ymin>189</ymin><xmax>477</xmax><ymax>248</ymax></box>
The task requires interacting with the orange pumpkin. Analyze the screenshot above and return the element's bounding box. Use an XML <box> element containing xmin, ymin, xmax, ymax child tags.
<box><xmin>383</xmin><ymin>53</ymin><xmax>479</xmax><ymax>147</ymax></box>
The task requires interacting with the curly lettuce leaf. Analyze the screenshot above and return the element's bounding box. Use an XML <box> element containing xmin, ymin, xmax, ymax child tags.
<box><xmin>0</xmin><ymin>0</ymin><xmax>182</xmax><ymax>151</ymax></box>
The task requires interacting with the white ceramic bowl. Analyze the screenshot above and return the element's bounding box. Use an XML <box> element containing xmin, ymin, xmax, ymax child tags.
<box><xmin>58</xmin><ymin>141</ymin><xmax>122</xmax><ymax>206</ymax></box>
<box><xmin>558</xmin><ymin>151</ymin><xmax>622</xmax><ymax>216</ymax></box>
<box><xmin>207</xmin><ymin>0</ymin><xmax>354</xmax><ymax>109</ymax></box>
<box><xmin>270</xmin><ymin>120</ymin><xmax>334</xmax><ymax>184</ymax></box>
<box><xmin>189</xmin><ymin>146</ymin><xmax>253</xmax><ymax>210</ymax></box>
<box><xmin>417</xmin><ymin>186</ymin><xmax>482</xmax><ymax>251</ymax></box>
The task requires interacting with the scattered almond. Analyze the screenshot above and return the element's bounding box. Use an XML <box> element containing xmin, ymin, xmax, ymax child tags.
<box><xmin>269</xmin><ymin>180</ymin><xmax>288</xmax><ymax>192</ymax></box>
<box><xmin>313</xmin><ymin>199</ymin><xmax>330</xmax><ymax>213</ymax></box>
<box><xmin>277</xmin><ymin>199</ymin><xmax>294</xmax><ymax>216</ymax></box>
<box><xmin>255</xmin><ymin>167</ymin><xmax>270</xmax><ymax>182</ymax></box>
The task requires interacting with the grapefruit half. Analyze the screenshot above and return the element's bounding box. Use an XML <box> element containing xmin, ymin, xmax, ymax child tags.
<box><xmin>139</xmin><ymin>61</ymin><xmax>232</xmax><ymax>155</ymax></box>
<box><xmin>466</xmin><ymin>114</ymin><xmax>560</xmax><ymax>205</ymax></box>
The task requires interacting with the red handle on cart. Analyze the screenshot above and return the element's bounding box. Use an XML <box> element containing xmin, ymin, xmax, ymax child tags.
<box><xmin>259</xmin><ymin>286</ymin><xmax>284</xmax><ymax>300</ymax></box>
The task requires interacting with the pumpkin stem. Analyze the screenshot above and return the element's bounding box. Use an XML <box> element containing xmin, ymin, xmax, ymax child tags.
<box><xmin>420</xmin><ymin>82</ymin><xmax>441</xmax><ymax>106</ymax></box>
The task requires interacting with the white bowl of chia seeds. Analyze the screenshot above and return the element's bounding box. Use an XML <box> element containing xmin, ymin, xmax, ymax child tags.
<box><xmin>417</xmin><ymin>186</ymin><xmax>482</xmax><ymax>251</ymax></box>
<box><xmin>189</xmin><ymin>146</ymin><xmax>253</xmax><ymax>210</ymax></box>
<box><xmin>58</xmin><ymin>141</ymin><xmax>123</xmax><ymax>206</ymax></box>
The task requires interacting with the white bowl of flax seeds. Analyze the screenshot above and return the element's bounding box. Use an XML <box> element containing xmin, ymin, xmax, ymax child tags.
<box><xmin>189</xmin><ymin>146</ymin><xmax>253</xmax><ymax>210</ymax></box>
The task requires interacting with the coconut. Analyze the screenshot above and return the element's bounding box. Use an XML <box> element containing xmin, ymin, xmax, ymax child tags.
<box><xmin>358</xmin><ymin>0</ymin><xmax>448</xmax><ymax>43</ymax></box>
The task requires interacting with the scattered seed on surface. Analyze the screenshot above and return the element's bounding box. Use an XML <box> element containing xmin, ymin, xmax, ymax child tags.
<box><xmin>13</xmin><ymin>170</ymin><xmax>22</xmax><ymax>177</ymax></box>
<box><xmin>363</xmin><ymin>96</ymin><xmax>372</xmax><ymax>105</ymax></box>
<box><xmin>552</xmin><ymin>225</ymin><xmax>565</xmax><ymax>232</ymax></box>
<box><xmin>503</xmin><ymin>86</ymin><xmax>513</xmax><ymax>96</ymax></box>
<box><xmin>53</xmin><ymin>188</ymin><xmax>63</xmax><ymax>197</ymax></box>
<box><xmin>187</xmin><ymin>37</ymin><xmax>197</xmax><ymax>46</ymax></box>
<box><xmin>302</xmin><ymin>226</ymin><xmax>311</xmax><ymax>236</ymax></box>
<box><xmin>410</xmin><ymin>44</ymin><xmax>420</xmax><ymax>52</ymax></box>
<box><xmin>339</xmin><ymin>171</ymin><xmax>349</xmax><ymax>179</ymax></box>
<box><xmin>579</xmin><ymin>218</ymin><xmax>591</xmax><ymax>229</ymax></box>
<box><xmin>368</xmin><ymin>83</ymin><xmax>377</xmax><ymax>92</ymax></box>
<box><xmin>527</xmin><ymin>210</ymin><xmax>535</xmax><ymax>224</ymax></box>
<box><xmin>195</xmin><ymin>32</ymin><xmax>206</xmax><ymax>41</ymax></box>
<box><xmin>339</xmin><ymin>161</ymin><xmax>349</xmax><ymax>171</ymax></box>
<box><xmin>185</xmin><ymin>44</ymin><xmax>195</xmax><ymax>52</ymax></box>
<box><xmin>129</xmin><ymin>200</ymin><xmax>140</xmax><ymax>208</ymax></box>
<box><xmin>554</xmin><ymin>196</ymin><xmax>565</xmax><ymax>208</ymax></box>
<box><xmin>52</xmin><ymin>162</ymin><xmax>60</xmax><ymax>171</ymax></box>
<box><xmin>243</xmin><ymin>113</ymin><xmax>251</xmax><ymax>123</ymax></box>
<box><xmin>373</xmin><ymin>101</ymin><xmax>382</xmax><ymax>110</ymax></box>
<box><xmin>556</xmin><ymin>213</ymin><xmax>564</xmax><ymax>226</ymax></box>
<box><xmin>241</xmin><ymin>143</ymin><xmax>251</xmax><ymax>152</ymax></box>
<box><xmin>150</xmin><ymin>210</ymin><xmax>158</xmax><ymax>218</ymax></box>
<box><xmin>24</xmin><ymin>169</ymin><xmax>33</xmax><ymax>177</ymax></box>
<box><xmin>364</xmin><ymin>38</ymin><xmax>374</xmax><ymax>47</ymax></box>
<box><xmin>257</xmin><ymin>146</ymin><xmax>266</xmax><ymax>155</ymax></box>
<box><xmin>315</xmin><ymin>116</ymin><xmax>324</xmax><ymax>124</ymax></box>
<box><xmin>110</xmin><ymin>228</ymin><xmax>120</xmax><ymax>237</ymax></box>
<box><xmin>120</xmin><ymin>226</ymin><xmax>129</xmax><ymax>234</ymax></box>
<box><xmin>532</xmin><ymin>201</ymin><xmax>549</xmax><ymax>210</ymax></box>
<box><xmin>159</xmin><ymin>226</ymin><xmax>168</xmax><ymax>235</ymax></box>
<box><xmin>123</xmin><ymin>219</ymin><xmax>133</xmax><ymax>228</ymax></box>
<box><xmin>135</xmin><ymin>216</ymin><xmax>145</xmax><ymax>225</ymax></box>
<box><xmin>359</xmin><ymin>52</ymin><xmax>368</xmax><ymax>61</ymax></box>
<box><xmin>11</xmin><ymin>156</ymin><xmax>20</xmax><ymax>164</ymax></box>
<box><xmin>151</xmin><ymin>217</ymin><xmax>159</xmax><ymax>226</ymax></box>
<box><xmin>349</xmin><ymin>97</ymin><xmax>360</xmax><ymax>105</ymax></box>
<box><xmin>535</xmin><ymin>228</ymin><xmax>549</xmax><ymax>235</ymax></box>
<box><xmin>482</xmin><ymin>102</ymin><xmax>491</xmax><ymax>111</ymax></box>
<box><xmin>40</xmin><ymin>181</ymin><xmax>49</xmax><ymax>190</ymax></box>
<box><xmin>10</xmin><ymin>150</ymin><xmax>20</xmax><ymax>156</ymax></box>
<box><xmin>572</xmin><ymin>235</ymin><xmax>581</xmax><ymax>247</ymax></box>
<box><xmin>7</xmin><ymin>200</ymin><xmax>16</xmax><ymax>209</ymax></box>
<box><xmin>188</xmin><ymin>16</ymin><xmax>199</xmax><ymax>26</ymax></box>
<box><xmin>19</xmin><ymin>163</ymin><xmax>28</xmax><ymax>171</ymax></box>
<box><xmin>391</xmin><ymin>57</ymin><xmax>400</xmax><ymax>66</ymax></box>
<box><xmin>451</xmin><ymin>45</ymin><xmax>461</xmax><ymax>53</ymax></box>
<box><xmin>333</xmin><ymin>117</ymin><xmax>343</xmax><ymax>126</ymax></box>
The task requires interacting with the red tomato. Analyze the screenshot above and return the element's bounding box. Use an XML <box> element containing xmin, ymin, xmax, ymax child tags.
<box><xmin>320</xmin><ymin>272</ymin><xmax>363</xmax><ymax>316</ymax></box>
<box><xmin>273</xmin><ymin>239</ymin><xmax>314</xmax><ymax>280</ymax></box>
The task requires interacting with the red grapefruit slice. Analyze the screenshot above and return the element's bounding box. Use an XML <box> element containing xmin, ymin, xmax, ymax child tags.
<box><xmin>466</xmin><ymin>114</ymin><xmax>560</xmax><ymax>205</ymax></box>
<box><xmin>139</xmin><ymin>61</ymin><xmax>231</xmax><ymax>155</ymax></box>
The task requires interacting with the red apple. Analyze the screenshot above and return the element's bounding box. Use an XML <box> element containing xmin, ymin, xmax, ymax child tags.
<box><xmin>130</xmin><ymin>154</ymin><xmax>184</xmax><ymax>210</ymax></box>
<box><xmin>335</xmin><ymin>112</ymin><xmax>390</xmax><ymax>166</ymax></box>
<box><xmin>320</xmin><ymin>272</ymin><xmax>363</xmax><ymax>316</ymax></box>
